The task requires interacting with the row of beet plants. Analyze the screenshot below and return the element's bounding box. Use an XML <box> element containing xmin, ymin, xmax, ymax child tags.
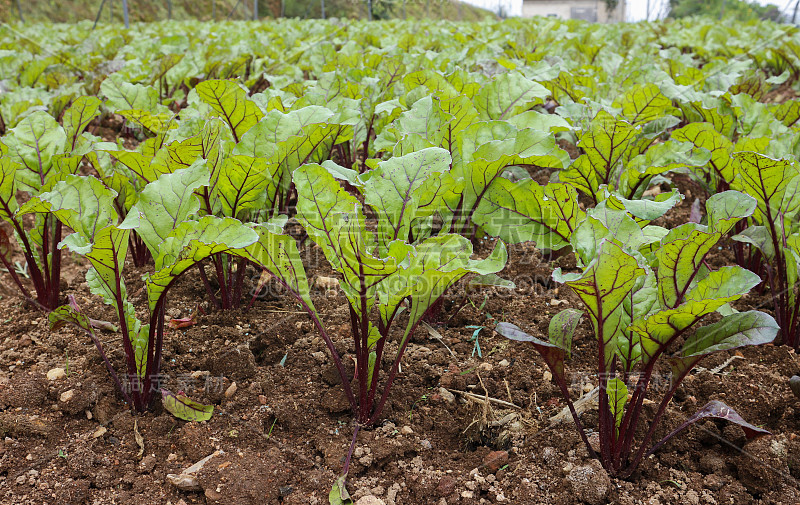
<box><xmin>0</xmin><ymin>70</ymin><xmax>792</xmax><ymax>499</ymax></box>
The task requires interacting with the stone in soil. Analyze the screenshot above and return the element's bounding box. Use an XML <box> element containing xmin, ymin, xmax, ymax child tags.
<box><xmin>566</xmin><ymin>459</ymin><xmax>611</xmax><ymax>505</ymax></box>
<box><xmin>138</xmin><ymin>454</ymin><xmax>157</xmax><ymax>474</ymax></box>
<box><xmin>439</xmin><ymin>369</ymin><xmax>466</xmax><ymax>390</ymax></box>
<box><xmin>91</xmin><ymin>395</ymin><xmax>117</xmax><ymax>425</ymax></box>
<box><xmin>482</xmin><ymin>450</ymin><xmax>509</xmax><ymax>473</ymax></box>
<box><xmin>204</xmin><ymin>488</ymin><xmax>224</xmax><ymax>501</ymax></box>
<box><xmin>355</xmin><ymin>496</ymin><xmax>385</xmax><ymax>505</ymax></box>
<box><xmin>699</xmin><ymin>453</ymin><xmax>726</xmax><ymax>475</ymax></box>
<box><xmin>438</xmin><ymin>387</ymin><xmax>455</xmax><ymax>403</ymax></box>
<box><xmin>0</xmin><ymin>412</ymin><xmax>52</xmax><ymax>437</ymax></box>
<box><xmin>436</xmin><ymin>476</ymin><xmax>457</xmax><ymax>497</ymax></box>
<box><xmin>59</xmin><ymin>382</ymin><xmax>99</xmax><ymax>415</ymax></box>
<box><xmin>224</xmin><ymin>381</ymin><xmax>238</xmax><ymax>398</ymax></box>
<box><xmin>47</xmin><ymin>367</ymin><xmax>66</xmax><ymax>380</ymax></box>
<box><xmin>321</xmin><ymin>363</ymin><xmax>343</xmax><ymax>385</ymax></box>
<box><xmin>111</xmin><ymin>410</ymin><xmax>135</xmax><ymax>432</ymax></box>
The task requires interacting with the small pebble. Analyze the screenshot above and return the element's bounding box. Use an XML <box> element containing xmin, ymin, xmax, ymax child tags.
<box><xmin>46</xmin><ymin>368</ymin><xmax>66</xmax><ymax>381</ymax></box>
<box><xmin>790</xmin><ymin>376</ymin><xmax>800</xmax><ymax>399</ymax></box>
<box><xmin>314</xmin><ymin>276</ymin><xmax>339</xmax><ymax>290</ymax></box>
<box><xmin>482</xmin><ymin>450</ymin><xmax>508</xmax><ymax>473</ymax></box>
<box><xmin>438</xmin><ymin>388</ymin><xmax>455</xmax><ymax>403</ymax></box>
<box><xmin>355</xmin><ymin>496</ymin><xmax>385</xmax><ymax>505</ymax></box>
<box><xmin>224</xmin><ymin>382</ymin><xmax>237</xmax><ymax>399</ymax></box>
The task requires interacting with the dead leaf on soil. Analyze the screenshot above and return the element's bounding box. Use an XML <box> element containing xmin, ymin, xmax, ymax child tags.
<box><xmin>167</xmin><ymin>450</ymin><xmax>224</xmax><ymax>492</ymax></box>
<box><xmin>134</xmin><ymin>419</ymin><xmax>144</xmax><ymax>458</ymax></box>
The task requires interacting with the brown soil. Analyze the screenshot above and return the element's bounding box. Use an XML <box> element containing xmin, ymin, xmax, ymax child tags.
<box><xmin>0</xmin><ymin>223</ymin><xmax>797</xmax><ymax>505</ymax></box>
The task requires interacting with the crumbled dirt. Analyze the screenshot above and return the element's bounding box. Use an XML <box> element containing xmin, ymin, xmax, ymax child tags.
<box><xmin>0</xmin><ymin>224</ymin><xmax>798</xmax><ymax>504</ymax></box>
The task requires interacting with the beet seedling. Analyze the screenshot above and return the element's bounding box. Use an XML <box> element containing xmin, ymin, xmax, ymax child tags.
<box><xmin>498</xmin><ymin>191</ymin><xmax>778</xmax><ymax>477</ymax></box>
<box><xmin>0</xmin><ymin>101</ymin><xmax>103</xmax><ymax>309</ymax></box>
<box><xmin>294</xmin><ymin>162</ymin><xmax>506</xmax><ymax>490</ymax></box>
<box><xmin>38</xmin><ymin>168</ymin><xmax>299</xmax><ymax>420</ymax></box>
<box><xmin>730</xmin><ymin>152</ymin><xmax>800</xmax><ymax>349</ymax></box>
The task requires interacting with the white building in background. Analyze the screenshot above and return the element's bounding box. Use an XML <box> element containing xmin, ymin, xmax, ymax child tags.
<box><xmin>521</xmin><ymin>0</ymin><xmax>627</xmax><ymax>22</ymax></box>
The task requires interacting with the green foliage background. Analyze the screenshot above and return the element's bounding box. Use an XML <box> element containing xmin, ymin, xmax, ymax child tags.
<box><xmin>0</xmin><ymin>0</ymin><xmax>493</xmax><ymax>23</ymax></box>
<box><xmin>668</xmin><ymin>0</ymin><xmax>784</xmax><ymax>22</ymax></box>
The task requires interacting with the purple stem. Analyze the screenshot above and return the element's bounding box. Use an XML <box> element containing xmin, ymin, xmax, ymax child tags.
<box><xmin>48</xmin><ymin>221</ymin><xmax>62</xmax><ymax>309</ymax></box>
<box><xmin>618</xmin><ymin>363</ymin><xmax>696</xmax><ymax>478</ymax></box>
<box><xmin>197</xmin><ymin>262</ymin><xmax>221</xmax><ymax>310</ymax></box>
<box><xmin>232</xmin><ymin>256</ymin><xmax>247</xmax><ymax>308</ymax></box>
<box><xmin>341</xmin><ymin>424</ymin><xmax>361</xmax><ymax>476</ymax></box>
<box><xmin>212</xmin><ymin>253</ymin><xmax>230</xmax><ymax>309</ymax></box>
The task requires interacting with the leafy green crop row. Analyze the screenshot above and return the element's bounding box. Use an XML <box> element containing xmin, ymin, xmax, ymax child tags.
<box><xmin>1</xmin><ymin>15</ymin><xmax>798</xmax><ymax>494</ymax></box>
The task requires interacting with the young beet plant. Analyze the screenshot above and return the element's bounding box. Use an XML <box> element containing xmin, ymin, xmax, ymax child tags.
<box><xmin>0</xmin><ymin>101</ymin><xmax>103</xmax><ymax>309</ymax></box>
<box><xmin>498</xmin><ymin>191</ymin><xmax>779</xmax><ymax>477</ymax></box>
<box><xmin>35</xmin><ymin>165</ymin><xmax>294</xmax><ymax>420</ymax></box>
<box><xmin>729</xmin><ymin>152</ymin><xmax>800</xmax><ymax>349</ymax></box>
<box><xmin>671</xmin><ymin>125</ymin><xmax>771</xmax><ymax>275</ymax></box>
<box><xmin>103</xmin><ymin>78</ymin><xmax>353</xmax><ymax>310</ymax></box>
<box><xmin>292</xmin><ymin>163</ymin><xmax>506</xmax><ymax>493</ymax></box>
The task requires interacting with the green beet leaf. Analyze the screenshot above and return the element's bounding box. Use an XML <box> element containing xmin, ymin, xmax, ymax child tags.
<box><xmin>732</xmin><ymin>152</ymin><xmax>800</xmax><ymax>225</ymax></box>
<box><xmin>20</xmin><ymin>175</ymin><xmax>119</xmax><ymax>254</ymax></box>
<box><xmin>120</xmin><ymin>161</ymin><xmax>210</xmax><ymax>256</ymax></box>
<box><xmin>0</xmin><ymin>158</ymin><xmax>20</xmax><ymax>223</ymax></box>
<box><xmin>556</xmin><ymin>240</ymin><xmax>643</xmax><ymax>368</ymax></box>
<box><xmin>364</xmin><ymin>147</ymin><xmax>451</xmax><ymax>251</ymax></box>
<box><xmin>101</xmin><ymin>74</ymin><xmax>165</xmax><ymax>115</ymax></box>
<box><xmin>474</xmin><ymin>179</ymin><xmax>582</xmax><ymax>250</ymax></box>
<box><xmin>656</xmin><ymin>191</ymin><xmax>756</xmax><ymax>308</ymax></box>
<box><xmin>671</xmin><ymin>122</ymin><xmax>734</xmax><ymax>192</ymax></box>
<box><xmin>195</xmin><ymin>79</ymin><xmax>263</xmax><ymax>142</ymax></box>
<box><xmin>161</xmin><ymin>388</ymin><xmax>214</xmax><ymax>422</ymax></box>
<box><xmin>62</xmin><ymin>96</ymin><xmax>102</xmax><ymax>151</ymax></box>
<box><xmin>329</xmin><ymin>475</ymin><xmax>353</xmax><ymax>505</ymax></box>
<box><xmin>548</xmin><ymin>308</ymin><xmax>583</xmax><ymax>358</ymax></box>
<box><xmin>559</xmin><ymin>110</ymin><xmax>637</xmax><ymax>201</ymax></box>
<box><xmin>212</xmin><ymin>155</ymin><xmax>278</xmax><ymax>219</ymax></box>
<box><xmin>473</xmin><ymin>71</ymin><xmax>549</xmax><ymax>120</ymax></box>
<box><xmin>147</xmin><ymin>216</ymin><xmax>259</xmax><ymax>312</ymax></box>
<box><xmin>671</xmin><ymin>311</ymin><xmax>779</xmax><ymax>377</ymax></box>
<box><xmin>3</xmin><ymin>111</ymin><xmax>67</xmax><ymax>193</ymax></box>
<box><xmin>612</xmin><ymin>83</ymin><xmax>678</xmax><ymax>125</ymax></box>
<box><xmin>607</xmin><ymin>378</ymin><xmax>628</xmax><ymax>434</ymax></box>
